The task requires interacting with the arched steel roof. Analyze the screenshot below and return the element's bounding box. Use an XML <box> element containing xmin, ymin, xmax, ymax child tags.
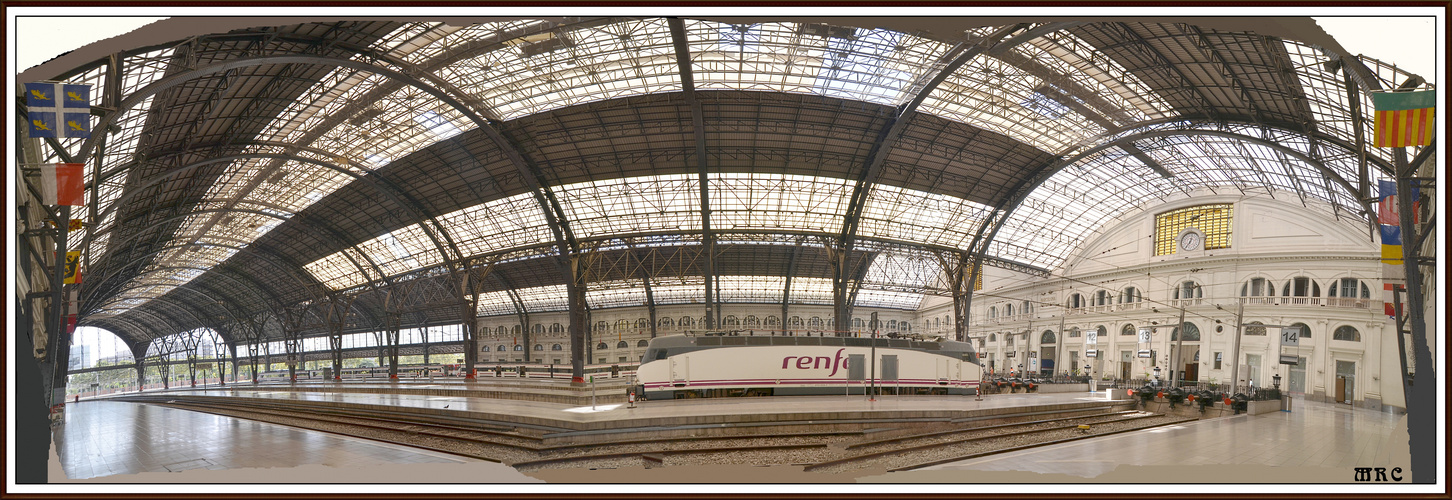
<box><xmin>24</xmin><ymin>17</ymin><xmax>1430</xmax><ymax>347</ymax></box>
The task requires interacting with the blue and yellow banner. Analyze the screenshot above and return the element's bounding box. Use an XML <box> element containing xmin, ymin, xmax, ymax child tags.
<box><xmin>25</xmin><ymin>82</ymin><xmax>91</xmax><ymax>138</ymax></box>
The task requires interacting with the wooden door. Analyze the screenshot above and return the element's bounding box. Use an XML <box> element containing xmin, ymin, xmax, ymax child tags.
<box><xmin>1182</xmin><ymin>363</ymin><xmax>1198</xmax><ymax>382</ymax></box>
<box><xmin>1334</xmin><ymin>377</ymin><xmax>1346</xmax><ymax>403</ymax></box>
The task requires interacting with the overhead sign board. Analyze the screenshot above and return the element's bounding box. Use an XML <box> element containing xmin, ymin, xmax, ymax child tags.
<box><xmin>1138</xmin><ymin>328</ymin><xmax>1152</xmax><ymax>345</ymax></box>
<box><xmin>1085</xmin><ymin>330</ymin><xmax>1098</xmax><ymax>345</ymax></box>
<box><xmin>1279</xmin><ymin>326</ymin><xmax>1301</xmax><ymax>347</ymax></box>
<box><xmin>1138</xmin><ymin>349</ymin><xmax>1152</xmax><ymax>358</ymax></box>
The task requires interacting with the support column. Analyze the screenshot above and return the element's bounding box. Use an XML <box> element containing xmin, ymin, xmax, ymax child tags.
<box><xmin>386</xmin><ymin>314</ymin><xmax>401</xmax><ymax>379</ymax></box>
<box><xmin>247</xmin><ymin>342</ymin><xmax>259</xmax><ymax>383</ymax></box>
<box><xmin>567</xmin><ymin>256</ymin><xmax>589</xmax><ymax>384</ymax></box>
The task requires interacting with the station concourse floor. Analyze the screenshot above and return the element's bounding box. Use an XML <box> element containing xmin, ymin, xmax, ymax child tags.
<box><xmin>52</xmin><ymin>388</ymin><xmax>1410</xmax><ymax>483</ymax></box>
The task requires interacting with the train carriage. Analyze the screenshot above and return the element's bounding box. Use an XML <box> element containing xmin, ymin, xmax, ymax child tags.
<box><xmin>635</xmin><ymin>333</ymin><xmax>983</xmax><ymax>400</ymax></box>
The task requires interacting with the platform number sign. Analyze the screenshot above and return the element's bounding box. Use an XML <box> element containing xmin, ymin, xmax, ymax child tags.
<box><xmin>1279</xmin><ymin>326</ymin><xmax>1301</xmax><ymax>347</ymax></box>
<box><xmin>1137</xmin><ymin>328</ymin><xmax>1151</xmax><ymax>345</ymax></box>
<box><xmin>1085</xmin><ymin>329</ymin><xmax>1098</xmax><ymax>345</ymax></box>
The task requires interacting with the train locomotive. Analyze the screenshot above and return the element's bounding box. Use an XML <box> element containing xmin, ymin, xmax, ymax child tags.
<box><xmin>635</xmin><ymin>332</ymin><xmax>982</xmax><ymax>400</ymax></box>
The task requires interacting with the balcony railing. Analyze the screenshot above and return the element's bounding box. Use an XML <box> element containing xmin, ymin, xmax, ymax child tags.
<box><xmin>1237</xmin><ymin>296</ymin><xmax>1379</xmax><ymax>309</ymax></box>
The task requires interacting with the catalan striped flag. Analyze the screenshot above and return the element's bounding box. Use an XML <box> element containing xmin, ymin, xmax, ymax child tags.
<box><xmin>1372</xmin><ymin>90</ymin><xmax>1435</xmax><ymax>148</ymax></box>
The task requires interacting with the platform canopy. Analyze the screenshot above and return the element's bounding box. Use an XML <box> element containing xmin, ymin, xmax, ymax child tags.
<box><xmin>24</xmin><ymin>16</ymin><xmax>1430</xmax><ymax>347</ymax></box>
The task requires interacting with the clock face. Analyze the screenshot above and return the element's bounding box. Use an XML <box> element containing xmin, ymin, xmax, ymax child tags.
<box><xmin>1180</xmin><ymin>232</ymin><xmax>1202</xmax><ymax>251</ymax></box>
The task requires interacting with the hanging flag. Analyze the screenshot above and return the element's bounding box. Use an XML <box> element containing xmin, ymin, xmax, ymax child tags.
<box><xmin>1376</xmin><ymin>179</ymin><xmax>1420</xmax><ymax>226</ymax></box>
<box><xmin>25</xmin><ymin>82</ymin><xmax>91</xmax><ymax>139</ymax></box>
<box><xmin>39</xmin><ymin>163</ymin><xmax>85</xmax><ymax>206</ymax></box>
<box><xmin>1379</xmin><ymin>225</ymin><xmax>1403</xmax><ymax>265</ymax></box>
<box><xmin>66</xmin><ymin>289</ymin><xmax>80</xmax><ymax>335</ymax></box>
<box><xmin>1372</xmin><ymin>90</ymin><xmax>1435</xmax><ymax>148</ymax></box>
<box><xmin>63</xmin><ymin>250</ymin><xmax>83</xmax><ymax>284</ymax></box>
<box><xmin>68</xmin><ymin>219</ymin><xmax>84</xmax><ymax>231</ymax></box>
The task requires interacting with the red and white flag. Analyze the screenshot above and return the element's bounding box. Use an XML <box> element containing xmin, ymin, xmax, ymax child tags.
<box><xmin>39</xmin><ymin>163</ymin><xmax>85</xmax><ymax>206</ymax></box>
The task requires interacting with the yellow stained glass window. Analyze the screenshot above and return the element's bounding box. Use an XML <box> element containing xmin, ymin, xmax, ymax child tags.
<box><xmin>1154</xmin><ymin>204</ymin><xmax>1233</xmax><ymax>256</ymax></box>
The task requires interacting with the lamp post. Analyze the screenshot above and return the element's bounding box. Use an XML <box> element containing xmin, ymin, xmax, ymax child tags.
<box><xmin>1154</xmin><ymin>366</ymin><xmax>1161</xmax><ymax>386</ymax></box>
<box><xmin>1273</xmin><ymin>373</ymin><xmax>1281</xmax><ymax>391</ymax></box>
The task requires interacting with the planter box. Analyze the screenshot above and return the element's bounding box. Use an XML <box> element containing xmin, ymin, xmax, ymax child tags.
<box><xmin>1039</xmin><ymin>383</ymin><xmax>1091</xmax><ymax>394</ymax></box>
<box><xmin>1246</xmin><ymin>399</ymin><xmax>1280</xmax><ymax>415</ymax></box>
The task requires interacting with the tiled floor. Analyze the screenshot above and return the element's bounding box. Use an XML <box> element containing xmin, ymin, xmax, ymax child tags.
<box><xmin>54</xmin><ymin>400</ymin><xmax>475</xmax><ymax>480</ymax></box>
<box><xmin>919</xmin><ymin>395</ymin><xmax>1410</xmax><ymax>480</ymax></box>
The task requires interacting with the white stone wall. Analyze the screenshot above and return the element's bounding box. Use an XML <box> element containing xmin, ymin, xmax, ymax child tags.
<box><xmin>929</xmin><ymin>191</ymin><xmax>1410</xmax><ymax>411</ymax></box>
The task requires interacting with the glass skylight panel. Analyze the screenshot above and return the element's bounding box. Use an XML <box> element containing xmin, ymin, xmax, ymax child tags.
<box><xmin>440</xmin><ymin>192</ymin><xmax>554</xmax><ymax>256</ymax></box>
<box><xmin>854</xmin><ymin>288</ymin><xmax>923</xmax><ymax>310</ymax></box>
<box><xmin>716</xmin><ymin>276</ymin><xmax>785</xmax><ymax>304</ymax></box>
<box><xmin>1029</xmin><ymin>30</ymin><xmax>1171</xmax><ymax>120</ymax></box>
<box><xmin>446</xmin><ymin>18</ymin><xmax>682</xmax><ymax>121</ymax></box>
<box><xmin>472</xmin><ymin>290</ymin><xmax>517</xmax><ymax>316</ymax></box>
<box><xmin>788</xmin><ymin>277</ymin><xmax>835</xmax><ymax>306</ymax></box>
<box><xmin>413</xmin><ymin>110</ymin><xmax>463</xmax><ymax>139</ymax></box>
<box><xmin>369</xmin><ymin>22</ymin><xmax>448</xmax><ymax>56</ymax></box>
<box><xmin>861</xmin><ymin>252</ymin><xmax>941</xmax><ymax>291</ymax></box>
<box><xmin>646</xmin><ymin>277</ymin><xmax>705</xmax><ymax>305</ymax></box>
<box><xmin>514</xmin><ymin>284</ymin><xmax>569</xmax><ymax>312</ymax></box>
<box><xmin>401</xmin><ymin>21</ymin><xmax>548</xmax><ymax>65</ymax></box>
<box><xmin>710</xmin><ymin>173</ymin><xmax>850</xmax><ymax>235</ymax></box>
<box><xmin>555</xmin><ymin>174</ymin><xmax>701</xmax><ymax>240</ymax></box>
<box><xmin>304</xmin><ymin>249</ymin><xmax>374</xmax><ymax>290</ymax></box>
<box><xmin>352</xmin><ymin>227</ymin><xmax>439</xmax><ymax>278</ymax></box>
<box><xmin>857</xmin><ymin>184</ymin><xmax>993</xmax><ymax>249</ymax></box>
<box><xmin>922</xmin><ymin>51</ymin><xmax>1103</xmax><ymax>154</ymax></box>
<box><xmin>586</xmin><ymin>279</ymin><xmax>648</xmax><ymax>309</ymax></box>
<box><xmin>688</xmin><ymin>21</ymin><xmax>951</xmax><ymax>107</ymax></box>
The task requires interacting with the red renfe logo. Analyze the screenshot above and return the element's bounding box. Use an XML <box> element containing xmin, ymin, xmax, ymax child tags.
<box><xmin>781</xmin><ymin>348</ymin><xmax>849</xmax><ymax>376</ymax></box>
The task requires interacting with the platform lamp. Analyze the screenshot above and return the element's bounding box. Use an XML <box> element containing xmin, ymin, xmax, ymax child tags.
<box><xmin>1153</xmin><ymin>366</ymin><xmax>1161</xmax><ymax>385</ymax></box>
<box><xmin>1273</xmin><ymin>373</ymin><xmax>1282</xmax><ymax>391</ymax></box>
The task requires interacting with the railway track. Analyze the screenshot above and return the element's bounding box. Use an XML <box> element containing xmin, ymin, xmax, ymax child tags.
<box><xmin>111</xmin><ymin>394</ymin><xmax>1185</xmax><ymax>475</ymax></box>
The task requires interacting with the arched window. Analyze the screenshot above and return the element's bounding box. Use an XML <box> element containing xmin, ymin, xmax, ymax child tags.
<box><xmin>512</xmin><ymin>325</ymin><xmax>521</xmax><ymax>335</ymax></box>
<box><xmin>1290</xmin><ymin>322</ymin><xmax>1312</xmax><ymax>338</ymax></box>
<box><xmin>1329</xmin><ymin>278</ymin><xmax>1371</xmax><ymax>307</ymax></box>
<box><xmin>1094</xmin><ymin>290</ymin><xmax>1112</xmax><ymax>306</ymax></box>
<box><xmin>658</xmin><ymin>317</ymin><xmax>674</xmax><ymax>329</ymax></box>
<box><xmin>988</xmin><ymin>307</ymin><xmax>998</xmax><ymax>319</ymax></box>
<box><xmin>637</xmin><ymin>340</ymin><xmax>649</xmax><ymax>347</ymax></box>
<box><xmin>1006</xmin><ymin>334</ymin><xmax>1015</xmax><ymax>346</ymax></box>
<box><xmin>1174</xmin><ymin>281</ymin><xmax>1202</xmax><ymax>300</ymax></box>
<box><xmin>498</xmin><ymin>344</ymin><xmax>507</xmax><ymax>352</ymax></box>
<box><xmin>789</xmin><ymin>316</ymin><xmax>803</xmax><ymax>328</ymax></box>
<box><xmin>932</xmin><ymin>317</ymin><xmax>940</xmax><ymax>329</ymax></box>
<box><xmin>636</xmin><ymin>318</ymin><xmax>649</xmax><ymax>329</ymax></box>
<box><xmin>496</xmin><ymin>326</ymin><xmax>507</xmax><ymax>335</ymax></box>
<box><xmin>1333</xmin><ymin>326</ymin><xmax>1361</xmax><ymax>342</ymax></box>
<box><xmin>809</xmin><ymin>317</ymin><xmax>824</xmax><ymax>330</ymax></box>
<box><xmin>533</xmin><ymin>324</ymin><xmax>544</xmax><ymax>334</ymax></box>
<box><xmin>551</xmin><ymin>344</ymin><xmax>562</xmax><ymax>351</ymax></box>
<box><xmin>595</xmin><ymin>321</ymin><xmax>608</xmax><ymax>332</ymax></box>
<box><xmin>513</xmin><ymin>345</ymin><xmax>523</xmax><ymax>351</ymax></box>
<box><xmin>596</xmin><ymin>342</ymin><xmax>608</xmax><ymax>350</ymax></box>
<box><xmin>1097</xmin><ymin>325</ymin><xmax>1108</xmax><ymax>339</ymax></box>
<box><xmin>616</xmin><ymin>341</ymin><xmax>628</xmax><ymax>349</ymax></box>
<box><xmin>853</xmin><ymin>318</ymin><xmax>866</xmax><ymax>329</ymax></box>
<box><xmin>679</xmin><ymin>316</ymin><xmax>694</xmax><ymax>328</ymax></box>
<box><xmin>1121</xmin><ymin>324</ymin><xmax>1136</xmax><ymax>336</ymax></box>
<box><xmin>1068</xmin><ymin>327</ymin><xmax>1080</xmax><ymax>338</ymax></box>
<box><xmin>533</xmin><ymin>344</ymin><xmax>543</xmax><ymax>351</ymax></box>
<box><xmin>887</xmin><ymin>320</ymin><xmax>898</xmax><ymax>331</ymax></box>
<box><xmin>1004</xmin><ymin>303</ymin><xmax>1014</xmax><ymax>317</ymax></box>
<box><xmin>616</xmin><ymin>319</ymin><xmax>631</xmax><ymax>331</ymax></box>
<box><xmin>481</xmin><ymin>345</ymin><xmax>491</xmax><ymax>352</ymax></box>
<box><xmin>1172</xmin><ymin>323</ymin><xmax>1201</xmax><ymax>341</ymax></box>
<box><xmin>1283</xmin><ymin>277</ymin><xmax>1321</xmax><ymax>298</ymax></box>
<box><xmin>550</xmin><ymin>323</ymin><xmax>564</xmax><ymax>333</ymax></box>
<box><xmin>902</xmin><ymin>323</ymin><xmax>911</xmax><ymax>332</ymax></box>
<box><xmin>1068</xmin><ymin>293</ymin><xmax>1084</xmax><ymax>309</ymax></box>
<box><xmin>1022</xmin><ymin>300</ymin><xmax>1033</xmax><ymax>316</ymax></box>
<box><xmin>744</xmin><ymin>315</ymin><xmax>759</xmax><ymax>328</ymax></box>
<box><xmin>1120</xmin><ymin>286</ymin><xmax>1143</xmax><ymax>304</ymax></box>
<box><xmin>765</xmin><ymin>316</ymin><xmax>780</xmax><ymax>327</ymax></box>
<box><xmin>988</xmin><ymin>333</ymin><xmax>997</xmax><ymax>342</ymax></box>
<box><xmin>724</xmin><ymin>315</ymin><xmax>740</xmax><ymax>327</ymax></box>
<box><xmin>1041</xmin><ymin>330</ymin><xmax>1056</xmax><ymax>344</ymax></box>
<box><xmin>1240</xmin><ymin>277</ymin><xmax>1276</xmax><ymax>297</ymax></box>
<box><xmin>1245</xmin><ymin>321</ymin><xmax>1267</xmax><ymax>336</ymax></box>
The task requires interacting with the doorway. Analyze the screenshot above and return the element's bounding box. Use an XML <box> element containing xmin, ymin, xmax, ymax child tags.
<box><xmin>1288</xmin><ymin>357</ymin><xmax>1306</xmax><ymax>393</ymax></box>
<box><xmin>1335</xmin><ymin>360</ymin><xmax>1355</xmax><ymax>404</ymax></box>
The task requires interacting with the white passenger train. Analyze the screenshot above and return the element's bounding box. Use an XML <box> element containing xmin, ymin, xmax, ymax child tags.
<box><xmin>635</xmin><ymin>332</ymin><xmax>982</xmax><ymax>399</ymax></box>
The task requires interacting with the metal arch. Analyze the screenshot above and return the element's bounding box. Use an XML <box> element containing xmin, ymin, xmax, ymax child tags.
<box><xmin>830</xmin><ymin>23</ymin><xmax>1038</xmax><ymax>334</ymax></box>
<box><xmin>84</xmin><ymin>237</ymin><xmax>331</xmax><ymax>315</ymax></box>
<box><xmin>667</xmin><ymin>17</ymin><xmax>716</xmax><ymax>330</ymax></box>
<box><xmin>959</xmin><ymin>128</ymin><xmax>1378</xmax><ymax>303</ymax></box>
<box><xmin>147</xmin><ymin>285</ymin><xmax>243</xmax><ymax>347</ymax></box>
<box><xmin>1091</xmin><ymin>115</ymin><xmax>1397</xmax><ymax>176</ymax></box>
<box><xmin>1100</xmin><ymin>21</ymin><xmax>1221</xmax><ymax>118</ymax></box>
<box><xmin>1173</xmin><ymin>23</ymin><xmax>1270</xmax><ymax>123</ymax></box>
<box><xmin>89</xmin><ymin>263</ymin><xmax>284</xmax><ymax>323</ymax></box>
<box><xmin>87</xmin><ymin>151</ymin><xmax>464</xmax><ymax>274</ymax></box>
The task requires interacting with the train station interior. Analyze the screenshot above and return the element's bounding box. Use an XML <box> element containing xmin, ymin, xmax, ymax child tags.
<box><xmin>9</xmin><ymin>10</ymin><xmax>1443</xmax><ymax>494</ymax></box>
